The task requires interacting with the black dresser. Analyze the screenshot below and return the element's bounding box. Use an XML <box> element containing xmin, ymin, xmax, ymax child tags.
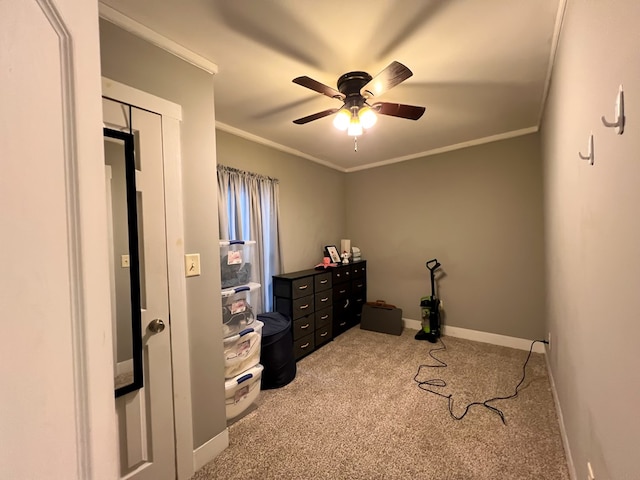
<box><xmin>273</xmin><ymin>260</ymin><xmax>367</xmax><ymax>360</ymax></box>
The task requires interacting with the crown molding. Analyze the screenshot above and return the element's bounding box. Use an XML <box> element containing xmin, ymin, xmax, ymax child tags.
<box><xmin>345</xmin><ymin>126</ymin><xmax>539</xmax><ymax>172</ymax></box>
<box><xmin>98</xmin><ymin>3</ymin><xmax>218</xmax><ymax>75</ymax></box>
<box><xmin>215</xmin><ymin>122</ymin><xmax>346</xmax><ymax>172</ymax></box>
<box><xmin>537</xmin><ymin>0</ymin><xmax>568</xmax><ymax>126</ymax></box>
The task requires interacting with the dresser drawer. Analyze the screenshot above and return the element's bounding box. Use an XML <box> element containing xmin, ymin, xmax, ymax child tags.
<box><xmin>333</xmin><ymin>315</ymin><xmax>350</xmax><ymax>336</ymax></box>
<box><xmin>315</xmin><ymin>290</ymin><xmax>332</xmax><ymax>309</ymax></box>
<box><xmin>335</xmin><ymin>296</ymin><xmax>351</xmax><ymax>316</ymax></box>
<box><xmin>293</xmin><ymin>334</ymin><xmax>315</xmax><ymax>360</ymax></box>
<box><xmin>352</xmin><ymin>263</ymin><xmax>366</xmax><ymax>277</ymax></box>
<box><xmin>293</xmin><ymin>315</ymin><xmax>315</xmax><ymax>341</ymax></box>
<box><xmin>315</xmin><ymin>307</ymin><xmax>333</xmax><ymax>329</ymax></box>
<box><xmin>352</xmin><ymin>279</ymin><xmax>366</xmax><ymax>292</ymax></box>
<box><xmin>314</xmin><ymin>272</ymin><xmax>332</xmax><ymax>292</ymax></box>
<box><xmin>315</xmin><ymin>324</ymin><xmax>332</xmax><ymax>347</ymax></box>
<box><xmin>332</xmin><ymin>265</ymin><xmax>352</xmax><ymax>284</ymax></box>
<box><xmin>291</xmin><ymin>276</ymin><xmax>314</xmax><ymax>299</ymax></box>
<box><xmin>353</xmin><ymin>293</ymin><xmax>366</xmax><ymax>310</ymax></box>
<box><xmin>292</xmin><ymin>295</ymin><xmax>314</xmax><ymax>319</ymax></box>
<box><xmin>333</xmin><ymin>283</ymin><xmax>351</xmax><ymax>300</ymax></box>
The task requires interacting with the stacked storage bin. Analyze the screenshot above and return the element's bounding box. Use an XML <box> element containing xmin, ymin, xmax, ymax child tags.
<box><xmin>220</xmin><ymin>240</ymin><xmax>264</xmax><ymax>421</ymax></box>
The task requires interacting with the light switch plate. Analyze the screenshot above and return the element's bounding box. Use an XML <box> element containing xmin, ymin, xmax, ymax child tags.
<box><xmin>185</xmin><ymin>253</ymin><xmax>201</xmax><ymax>277</ymax></box>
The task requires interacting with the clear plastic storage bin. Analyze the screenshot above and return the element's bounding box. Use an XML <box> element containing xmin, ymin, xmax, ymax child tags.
<box><xmin>223</xmin><ymin>320</ymin><xmax>263</xmax><ymax>378</ymax></box>
<box><xmin>225</xmin><ymin>363</ymin><xmax>264</xmax><ymax>420</ymax></box>
<box><xmin>219</xmin><ymin>240</ymin><xmax>257</xmax><ymax>289</ymax></box>
<box><xmin>221</xmin><ymin>282</ymin><xmax>262</xmax><ymax>337</ymax></box>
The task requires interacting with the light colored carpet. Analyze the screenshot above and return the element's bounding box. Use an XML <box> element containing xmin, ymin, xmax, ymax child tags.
<box><xmin>192</xmin><ymin>327</ymin><xmax>569</xmax><ymax>480</ymax></box>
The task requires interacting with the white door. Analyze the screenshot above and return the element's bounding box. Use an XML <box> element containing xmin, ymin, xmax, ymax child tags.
<box><xmin>1</xmin><ymin>0</ymin><xmax>118</xmax><ymax>478</ymax></box>
<box><xmin>103</xmin><ymin>98</ymin><xmax>176</xmax><ymax>479</ymax></box>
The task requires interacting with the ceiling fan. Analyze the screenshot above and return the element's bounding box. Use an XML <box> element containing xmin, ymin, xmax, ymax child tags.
<box><xmin>292</xmin><ymin>61</ymin><xmax>426</xmax><ymax>138</ymax></box>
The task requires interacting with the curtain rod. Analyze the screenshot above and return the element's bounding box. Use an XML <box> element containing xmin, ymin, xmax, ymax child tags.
<box><xmin>217</xmin><ymin>164</ymin><xmax>279</xmax><ymax>184</ymax></box>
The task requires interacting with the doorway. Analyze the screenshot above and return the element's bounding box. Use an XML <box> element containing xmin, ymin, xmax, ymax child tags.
<box><xmin>102</xmin><ymin>78</ymin><xmax>194</xmax><ymax>480</ymax></box>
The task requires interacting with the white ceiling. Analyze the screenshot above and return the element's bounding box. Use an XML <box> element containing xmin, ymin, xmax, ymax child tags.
<box><xmin>99</xmin><ymin>0</ymin><xmax>563</xmax><ymax>172</ymax></box>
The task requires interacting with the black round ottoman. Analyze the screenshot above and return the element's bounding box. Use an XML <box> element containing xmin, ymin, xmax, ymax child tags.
<box><xmin>258</xmin><ymin>312</ymin><xmax>296</xmax><ymax>389</ymax></box>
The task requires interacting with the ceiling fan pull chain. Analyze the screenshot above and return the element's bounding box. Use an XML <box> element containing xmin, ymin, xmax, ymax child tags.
<box><xmin>354</xmin><ymin>136</ymin><xmax>358</xmax><ymax>152</ymax></box>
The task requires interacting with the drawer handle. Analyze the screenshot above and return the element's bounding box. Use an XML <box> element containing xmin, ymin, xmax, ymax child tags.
<box><xmin>320</xmin><ymin>314</ymin><xmax>329</xmax><ymax>320</ymax></box>
<box><xmin>301</xmin><ymin>323</ymin><xmax>310</xmax><ymax>329</ymax></box>
<box><xmin>339</xmin><ymin>289</ymin><xmax>346</xmax><ymax>294</ymax></box>
<box><xmin>320</xmin><ymin>332</ymin><xmax>328</xmax><ymax>337</ymax></box>
<box><xmin>320</xmin><ymin>297</ymin><xmax>329</xmax><ymax>302</ymax></box>
<box><xmin>298</xmin><ymin>285</ymin><xmax>309</xmax><ymax>290</ymax></box>
<box><xmin>300</xmin><ymin>304</ymin><xmax>309</xmax><ymax>310</ymax></box>
<box><xmin>320</xmin><ymin>279</ymin><xmax>328</xmax><ymax>284</ymax></box>
<box><xmin>356</xmin><ymin>283</ymin><xmax>363</xmax><ymax>288</ymax></box>
<box><xmin>301</xmin><ymin>342</ymin><xmax>310</xmax><ymax>349</ymax></box>
<box><xmin>339</xmin><ymin>322</ymin><xmax>346</xmax><ymax>327</ymax></box>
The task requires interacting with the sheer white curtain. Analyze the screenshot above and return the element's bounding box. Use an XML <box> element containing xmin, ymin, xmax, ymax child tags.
<box><xmin>217</xmin><ymin>165</ymin><xmax>282</xmax><ymax>311</ymax></box>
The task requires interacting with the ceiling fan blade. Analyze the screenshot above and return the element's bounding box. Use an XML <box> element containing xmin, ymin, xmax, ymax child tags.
<box><xmin>293</xmin><ymin>76</ymin><xmax>345</xmax><ymax>100</ymax></box>
<box><xmin>372</xmin><ymin>102</ymin><xmax>426</xmax><ymax>120</ymax></box>
<box><xmin>293</xmin><ymin>108</ymin><xmax>340</xmax><ymax>125</ymax></box>
<box><xmin>360</xmin><ymin>61</ymin><xmax>413</xmax><ymax>98</ymax></box>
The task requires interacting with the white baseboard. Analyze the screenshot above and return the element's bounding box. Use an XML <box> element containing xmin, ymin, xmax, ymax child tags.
<box><xmin>193</xmin><ymin>428</ymin><xmax>229</xmax><ymax>472</ymax></box>
<box><xmin>544</xmin><ymin>350</ymin><xmax>577</xmax><ymax>480</ymax></box>
<box><xmin>402</xmin><ymin>318</ymin><xmax>423</xmax><ymax>331</ymax></box>
<box><xmin>402</xmin><ymin>318</ymin><xmax>546</xmax><ymax>353</ymax></box>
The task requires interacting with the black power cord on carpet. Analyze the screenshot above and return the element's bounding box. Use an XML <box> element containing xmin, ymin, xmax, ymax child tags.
<box><xmin>413</xmin><ymin>337</ymin><xmax>548</xmax><ymax>425</ymax></box>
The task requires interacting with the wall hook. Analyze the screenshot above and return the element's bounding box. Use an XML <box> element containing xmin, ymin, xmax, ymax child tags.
<box><xmin>578</xmin><ymin>133</ymin><xmax>594</xmax><ymax>165</ymax></box>
<box><xmin>601</xmin><ymin>84</ymin><xmax>624</xmax><ymax>134</ymax></box>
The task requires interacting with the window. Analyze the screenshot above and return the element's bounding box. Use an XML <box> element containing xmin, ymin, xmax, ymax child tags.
<box><xmin>217</xmin><ymin>165</ymin><xmax>282</xmax><ymax>311</ymax></box>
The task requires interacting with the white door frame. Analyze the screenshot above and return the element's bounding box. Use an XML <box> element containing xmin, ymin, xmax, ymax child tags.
<box><xmin>102</xmin><ymin>77</ymin><xmax>195</xmax><ymax>480</ymax></box>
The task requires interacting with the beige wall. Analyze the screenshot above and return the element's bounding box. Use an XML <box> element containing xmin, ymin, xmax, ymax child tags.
<box><xmin>216</xmin><ymin>129</ymin><xmax>346</xmax><ymax>272</ymax></box>
<box><xmin>100</xmin><ymin>20</ymin><xmax>226</xmax><ymax>449</ymax></box>
<box><xmin>540</xmin><ymin>1</ymin><xmax>640</xmax><ymax>479</ymax></box>
<box><xmin>345</xmin><ymin>133</ymin><xmax>545</xmax><ymax>340</ymax></box>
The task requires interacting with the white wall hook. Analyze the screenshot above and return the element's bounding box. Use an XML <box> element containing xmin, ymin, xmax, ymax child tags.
<box><xmin>601</xmin><ymin>84</ymin><xmax>625</xmax><ymax>134</ymax></box>
<box><xmin>578</xmin><ymin>133</ymin><xmax>594</xmax><ymax>165</ymax></box>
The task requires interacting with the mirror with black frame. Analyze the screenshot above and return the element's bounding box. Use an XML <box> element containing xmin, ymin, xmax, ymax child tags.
<box><xmin>104</xmin><ymin>127</ymin><xmax>143</xmax><ymax>398</ymax></box>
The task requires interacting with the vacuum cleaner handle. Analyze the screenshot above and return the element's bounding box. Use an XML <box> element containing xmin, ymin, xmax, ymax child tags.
<box><xmin>426</xmin><ymin>259</ymin><xmax>441</xmax><ymax>271</ymax></box>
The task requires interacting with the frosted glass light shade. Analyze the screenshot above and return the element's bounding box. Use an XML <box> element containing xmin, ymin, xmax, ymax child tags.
<box><xmin>359</xmin><ymin>106</ymin><xmax>377</xmax><ymax>129</ymax></box>
<box><xmin>333</xmin><ymin>108</ymin><xmax>351</xmax><ymax>130</ymax></box>
<box><xmin>347</xmin><ymin>116</ymin><xmax>363</xmax><ymax>136</ymax></box>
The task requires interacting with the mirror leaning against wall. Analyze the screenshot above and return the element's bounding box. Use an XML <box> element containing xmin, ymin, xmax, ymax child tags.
<box><xmin>104</xmin><ymin>127</ymin><xmax>143</xmax><ymax>397</ymax></box>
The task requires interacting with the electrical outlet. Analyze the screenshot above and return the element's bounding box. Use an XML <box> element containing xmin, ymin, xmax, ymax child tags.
<box><xmin>587</xmin><ymin>461</ymin><xmax>595</xmax><ymax>480</ymax></box>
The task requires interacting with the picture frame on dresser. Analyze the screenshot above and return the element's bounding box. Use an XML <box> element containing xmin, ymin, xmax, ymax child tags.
<box><xmin>325</xmin><ymin>245</ymin><xmax>341</xmax><ymax>263</ymax></box>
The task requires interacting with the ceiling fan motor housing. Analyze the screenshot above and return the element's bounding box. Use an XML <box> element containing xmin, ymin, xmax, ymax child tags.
<box><xmin>337</xmin><ymin>71</ymin><xmax>372</xmax><ymax>108</ymax></box>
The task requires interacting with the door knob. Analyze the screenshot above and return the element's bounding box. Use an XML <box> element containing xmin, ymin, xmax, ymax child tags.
<box><xmin>148</xmin><ymin>318</ymin><xmax>166</xmax><ymax>333</ymax></box>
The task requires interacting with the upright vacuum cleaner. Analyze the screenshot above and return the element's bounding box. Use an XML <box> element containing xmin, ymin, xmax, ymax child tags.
<box><xmin>415</xmin><ymin>259</ymin><xmax>442</xmax><ymax>343</ymax></box>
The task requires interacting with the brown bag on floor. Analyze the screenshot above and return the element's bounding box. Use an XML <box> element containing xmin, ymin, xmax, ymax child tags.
<box><xmin>361</xmin><ymin>301</ymin><xmax>403</xmax><ymax>335</ymax></box>
<box><xmin>366</xmin><ymin>300</ymin><xmax>396</xmax><ymax>310</ymax></box>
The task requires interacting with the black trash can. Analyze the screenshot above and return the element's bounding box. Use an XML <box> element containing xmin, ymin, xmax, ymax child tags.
<box><xmin>258</xmin><ymin>312</ymin><xmax>296</xmax><ymax>389</ymax></box>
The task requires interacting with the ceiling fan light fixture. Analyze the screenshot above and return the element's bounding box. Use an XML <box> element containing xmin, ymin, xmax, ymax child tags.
<box><xmin>333</xmin><ymin>108</ymin><xmax>351</xmax><ymax>131</ymax></box>
<box><xmin>358</xmin><ymin>106</ymin><xmax>377</xmax><ymax>129</ymax></box>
